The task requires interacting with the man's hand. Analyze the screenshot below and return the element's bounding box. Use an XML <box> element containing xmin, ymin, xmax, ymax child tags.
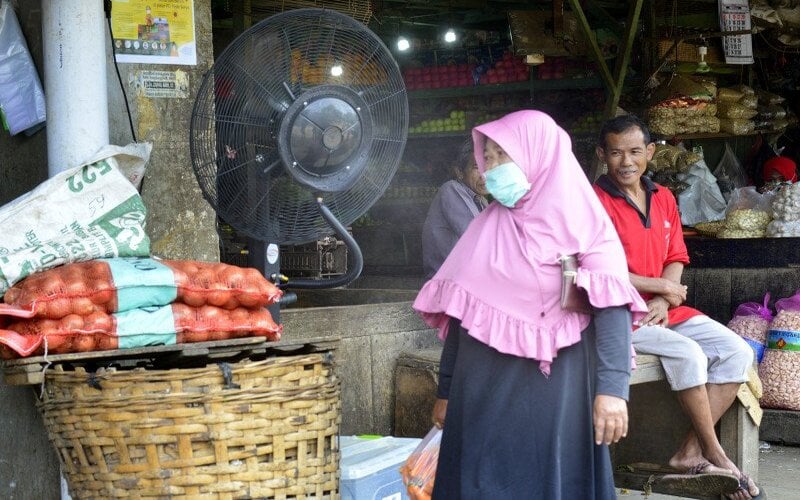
<box><xmin>593</xmin><ymin>394</ymin><xmax>628</xmax><ymax>445</ymax></box>
<box><xmin>660</xmin><ymin>279</ymin><xmax>688</xmax><ymax>307</ymax></box>
<box><xmin>432</xmin><ymin>398</ymin><xmax>447</xmax><ymax>428</ymax></box>
<box><xmin>638</xmin><ymin>296</ymin><xmax>670</xmax><ymax>327</ymax></box>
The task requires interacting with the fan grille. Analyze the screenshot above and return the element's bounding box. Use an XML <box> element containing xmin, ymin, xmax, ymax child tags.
<box><xmin>191</xmin><ymin>8</ymin><xmax>407</xmax><ymax>244</ymax></box>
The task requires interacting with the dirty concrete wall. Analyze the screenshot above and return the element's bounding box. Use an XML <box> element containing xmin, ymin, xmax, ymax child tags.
<box><xmin>108</xmin><ymin>0</ymin><xmax>219</xmax><ymax>261</ymax></box>
<box><xmin>281</xmin><ymin>300</ymin><xmax>439</xmax><ymax>436</ymax></box>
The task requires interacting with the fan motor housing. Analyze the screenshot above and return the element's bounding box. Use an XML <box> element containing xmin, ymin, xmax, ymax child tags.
<box><xmin>278</xmin><ymin>85</ymin><xmax>373</xmax><ymax>192</ymax></box>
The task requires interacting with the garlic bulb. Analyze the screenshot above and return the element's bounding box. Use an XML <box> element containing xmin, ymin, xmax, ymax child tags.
<box><xmin>771</xmin><ymin>183</ymin><xmax>800</xmax><ymax>222</ymax></box>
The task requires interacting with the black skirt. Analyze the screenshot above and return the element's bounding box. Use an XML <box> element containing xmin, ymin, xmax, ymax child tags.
<box><xmin>432</xmin><ymin>322</ymin><xmax>617</xmax><ymax>500</ymax></box>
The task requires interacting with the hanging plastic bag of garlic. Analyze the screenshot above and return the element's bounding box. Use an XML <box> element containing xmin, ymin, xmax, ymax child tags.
<box><xmin>718</xmin><ymin>186</ymin><xmax>774</xmax><ymax>238</ymax></box>
<box><xmin>767</xmin><ymin>183</ymin><xmax>800</xmax><ymax>236</ymax></box>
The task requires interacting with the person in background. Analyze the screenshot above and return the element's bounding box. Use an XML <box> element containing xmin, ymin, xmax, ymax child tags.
<box><xmin>762</xmin><ymin>155</ymin><xmax>797</xmax><ymax>184</ymax></box>
<box><xmin>414</xmin><ymin>110</ymin><xmax>647</xmax><ymax>498</ymax></box>
<box><xmin>593</xmin><ymin>114</ymin><xmax>761</xmax><ymax>500</ymax></box>
<box><xmin>421</xmin><ymin>139</ymin><xmax>488</xmax><ymax>279</ymax></box>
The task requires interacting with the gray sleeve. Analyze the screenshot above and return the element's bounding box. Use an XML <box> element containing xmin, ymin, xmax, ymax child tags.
<box><xmin>593</xmin><ymin>305</ymin><xmax>632</xmax><ymax>401</ymax></box>
<box><xmin>438</xmin><ymin>184</ymin><xmax>476</xmax><ymax>237</ymax></box>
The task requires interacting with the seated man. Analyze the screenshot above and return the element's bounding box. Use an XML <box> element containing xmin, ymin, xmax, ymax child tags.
<box><xmin>592</xmin><ymin>115</ymin><xmax>760</xmax><ymax>500</ymax></box>
<box><xmin>421</xmin><ymin>139</ymin><xmax>488</xmax><ymax>279</ymax></box>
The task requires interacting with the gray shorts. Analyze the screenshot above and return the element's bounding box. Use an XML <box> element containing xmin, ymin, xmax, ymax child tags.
<box><xmin>633</xmin><ymin>315</ymin><xmax>753</xmax><ymax>391</ymax></box>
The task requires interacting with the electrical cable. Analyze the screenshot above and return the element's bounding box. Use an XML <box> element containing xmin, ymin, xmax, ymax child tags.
<box><xmin>103</xmin><ymin>1</ymin><xmax>137</xmax><ymax>143</ymax></box>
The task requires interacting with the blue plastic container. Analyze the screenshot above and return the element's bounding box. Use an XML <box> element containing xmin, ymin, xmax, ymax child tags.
<box><xmin>339</xmin><ymin>435</ymin><xmax>422</xmax><ymax>500</ymax></box>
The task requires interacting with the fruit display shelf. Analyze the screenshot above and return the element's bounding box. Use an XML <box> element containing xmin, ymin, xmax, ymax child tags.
<box><xmin>407</xmin><ymin>77</ymin><xmax>605</xmax><ymax>99</ymax></box>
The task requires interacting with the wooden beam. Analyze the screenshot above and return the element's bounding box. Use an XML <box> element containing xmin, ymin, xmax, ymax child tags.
<box><xmin>553</xmin><ymin>0</ymin><xmax>564</xmax><ymax>34</ymax></box>
<box><xmin>569</xmin><ymin>0</ymin><xmax>644</xmax><ymax>180</ymax></box>
<box><xmin>566</xmin><ymin>0</ymin><xmax>615</xmax><ymax>92</ymax></box>
<box><xmin>605</xmin><ymin>0</ymin><xmax>644</xmax><ymax>118</ymax></box>
<box><xmin>232</xmin><ymin>0</ymin><xmax>252</xmax><ymax>35</ymax></box>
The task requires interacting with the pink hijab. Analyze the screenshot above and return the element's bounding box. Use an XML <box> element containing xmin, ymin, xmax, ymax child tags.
<box><xmin>413</xmin><ymin>110</ymin><xmax>647</xmax><ymax>374</ymax></box>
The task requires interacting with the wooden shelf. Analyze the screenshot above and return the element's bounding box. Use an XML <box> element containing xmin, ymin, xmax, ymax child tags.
<box><xmin>407</xmin><ymin>77</ymin><xmax>604</xmax><ymax>99</ymax></box>
<box><xmin>407</xmin><ymin>131</ymin><xmax>470</xmax><ymax>139</ymax></box>
<box><xmin>670</xmin><ymin>131</ymin><xmax>778</xmax><ymax>141</ymax></box>
<box><xmin>407</xmin><ymin>130</ymin><xmax>604</xmax><ymax>140</ymax></box>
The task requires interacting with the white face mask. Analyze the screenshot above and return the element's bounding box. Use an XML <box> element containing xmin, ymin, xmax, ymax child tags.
<box><xmin>484</xmin><ymin>162</ymin><xmax>531</xmax><ymax>207</ymax></box>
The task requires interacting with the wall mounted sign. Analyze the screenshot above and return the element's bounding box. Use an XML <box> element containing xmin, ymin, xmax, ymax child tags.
<box><xmin>132</xmin><ymin>70</ymin><xmax>189</xmax><ymax>98</ymax></box>
<box><xmin>111</xmin><ymin>0</ymin><xmax>197</xmax><ymax>65</ymax></box>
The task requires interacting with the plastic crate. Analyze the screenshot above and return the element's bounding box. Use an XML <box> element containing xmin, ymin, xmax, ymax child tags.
<box><xmin>340</xmin><ymin>435</ymin><xmax>422</xmax><ymax>500</ymax></box>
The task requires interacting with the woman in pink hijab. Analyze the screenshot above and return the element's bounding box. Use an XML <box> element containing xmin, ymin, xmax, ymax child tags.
<box><xmin>413</xmin><ymin>110</ymin><xmax>647</xmax><ymax>498</ymax></box>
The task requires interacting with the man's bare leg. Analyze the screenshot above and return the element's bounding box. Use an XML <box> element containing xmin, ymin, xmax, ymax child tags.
<box><xmin>668</xmin><ymin>383</ymin><xmax>758</xmax><ymax>498</ymax></box>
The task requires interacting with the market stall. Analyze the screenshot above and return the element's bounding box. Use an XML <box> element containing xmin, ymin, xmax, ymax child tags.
<box><xmin>3</xmin><ymin>0</ymin><xmax>800</xmax><ymax>498</ymax></box>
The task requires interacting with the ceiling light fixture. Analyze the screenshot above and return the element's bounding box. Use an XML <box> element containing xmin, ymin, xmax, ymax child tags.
<box><xmin>331</xmin><ymin>64</ymin><xmax>343</xmax><ymax>76</ymax></box>
<box><xmin>397</xmin><ymin>36</ymin><xmax>410</xmax><ymax>51</ymax></box>
<box><xmin>444</xmin><ymin>28</ymin><xmax>457</xmax><ymax>43</ymax></box>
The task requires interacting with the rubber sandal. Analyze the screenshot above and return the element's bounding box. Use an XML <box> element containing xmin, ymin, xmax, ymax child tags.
<box><xmin>733</xmin><ymin>472</ymin><xmax>766</xmax><ymax>500</ymax></box>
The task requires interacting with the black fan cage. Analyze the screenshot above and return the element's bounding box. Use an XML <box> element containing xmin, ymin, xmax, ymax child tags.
<box><xmin>191</xmin><ymin>8</ymin><xmax>408</xmax><ymax>245</ymax></box>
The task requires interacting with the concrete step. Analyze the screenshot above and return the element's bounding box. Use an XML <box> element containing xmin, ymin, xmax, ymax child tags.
<box><xmin>760</xmin><ymin>408</ymin><xmax>800</xmax><ymax>446</ymax></box>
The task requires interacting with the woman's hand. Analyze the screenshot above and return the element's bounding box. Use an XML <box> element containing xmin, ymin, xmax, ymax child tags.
<box><xmin>637</xmin><ymin>296</ymin><xmax>670</xmax><ymax>327</ymax></box>
<box><xmin>593</xmin><ymin>394</ymin><xmax>628</xmax><ymax>445</ymax></box>
<box><xmin>432</xmin><ymin>398</ymin><xmax>448</xmax><ymax>428</ymax></box>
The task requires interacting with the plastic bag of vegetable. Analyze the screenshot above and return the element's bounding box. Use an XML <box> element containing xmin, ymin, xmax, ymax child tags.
<box><xmin>0</xmin><ymin>257</ymin><xmax>282</xmax><ymax>319</ymax></box>
<box><xmin>717</xmin><ymin>87</ymin><xmax>744</xmax><ymax>102</ymax></box>
<box><xmin>400</xmin><ymin>426</ymin><xmax>442</xmax><ymax>500</ymax></box>
<box><xmin>755</xmin><ymin>89</ymin><xmax>785</xmax><ymax>106</ymax></box>
<box><xmin>770</xmin><ymin>182</ymin><xmax>800</xmax><ymax>221</ymax></box>
<box><xmin>718</xmin><ymin>186</ymin><xmax>773</xmax><ymax>238</ymax></box>
<box><xmin>738</xmin><ymin>94</ymin><xmax>758</xmax><ymax>109</ymax></box>
<box><xmin>0</xmin><ymin>302</ymin><xmax>282</xmax><ymax>358</ymax></box>
<box><xmin>719</xmin><ymin>118</ymin><xmax>755</xmax><ymax>136</ymax></box>
<box><xmin>766</xmin><ymin>219</ymin><xmax>800</xmax><ymax>237</ymax></box>
<box><xmin>717</xmin><ymin>101</ymin><xmax>758</xmax><ymax>119</ymax></box>
<box><xmin>727</xmin><ymin>294</ymin><xmax>773</xmax><ymax>363</ymax></box>
<box><xmin>756</xmin><ymin>104</ymin><xmax>787</xmax><ymax>120</ymax></box>
<box><xmin>729</xmin><ymin>84</ymin><xmax>755</xmax><ymax>96</ymax></box>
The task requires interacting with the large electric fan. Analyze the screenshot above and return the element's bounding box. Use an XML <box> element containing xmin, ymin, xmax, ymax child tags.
<box><xmin>190</xmin><ymin>8</ymin><xmax>408</xmax><ymax>308</ymax></box>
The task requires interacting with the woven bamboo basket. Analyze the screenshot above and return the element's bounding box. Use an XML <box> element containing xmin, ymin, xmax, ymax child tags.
<box><xmin>694</xmin><ymin>220</ymin><xmax>725</xmax><ymax>237</ymax></box>
<box><xmin>37</xmin><ymin>353</ymin><xmax>340</xmax><ymax>499</ymax></box>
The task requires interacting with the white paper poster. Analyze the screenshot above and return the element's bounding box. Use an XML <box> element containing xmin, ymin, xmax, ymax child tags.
<box><xmin>111</xmin><ymin>0</ymin><xmax>196</xmax><ymax>65</ymax></box>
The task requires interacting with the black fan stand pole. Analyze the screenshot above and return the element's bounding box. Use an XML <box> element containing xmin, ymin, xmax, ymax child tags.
<box><xmin>248</xmin><ymin>198</ymin><xmax>364</xmax><ymax>323</ymax></box>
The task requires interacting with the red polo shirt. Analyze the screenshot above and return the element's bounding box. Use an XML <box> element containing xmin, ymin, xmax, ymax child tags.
<box><xmin>594</xmin><ymin>175</ymin><xmax>701</xmax><ymax>326</ymax></box>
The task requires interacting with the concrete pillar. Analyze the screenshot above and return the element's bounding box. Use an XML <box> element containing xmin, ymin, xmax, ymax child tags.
<box><xmin>41</xmin><ymin>0</ymin><xmax>108</xmax><ymax>176</ymax></box>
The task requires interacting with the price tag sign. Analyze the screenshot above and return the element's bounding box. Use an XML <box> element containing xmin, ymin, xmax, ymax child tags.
<box><xmin>719</xmin><ymin>0</ymin><xmax>754</xmax><ymax>64</ymax></box>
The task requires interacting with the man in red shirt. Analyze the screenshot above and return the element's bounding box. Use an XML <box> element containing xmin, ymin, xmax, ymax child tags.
<box><xmin>593</xmin><ymin>115</ymin><xmax>760</xmax><ymax>500</ymax></box>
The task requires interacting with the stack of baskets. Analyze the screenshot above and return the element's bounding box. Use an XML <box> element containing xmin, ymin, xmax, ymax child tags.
<box><xmin>37</xmin><ymin>353</ymin><xmax>340</xmax><ymax>499</ymax></box>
